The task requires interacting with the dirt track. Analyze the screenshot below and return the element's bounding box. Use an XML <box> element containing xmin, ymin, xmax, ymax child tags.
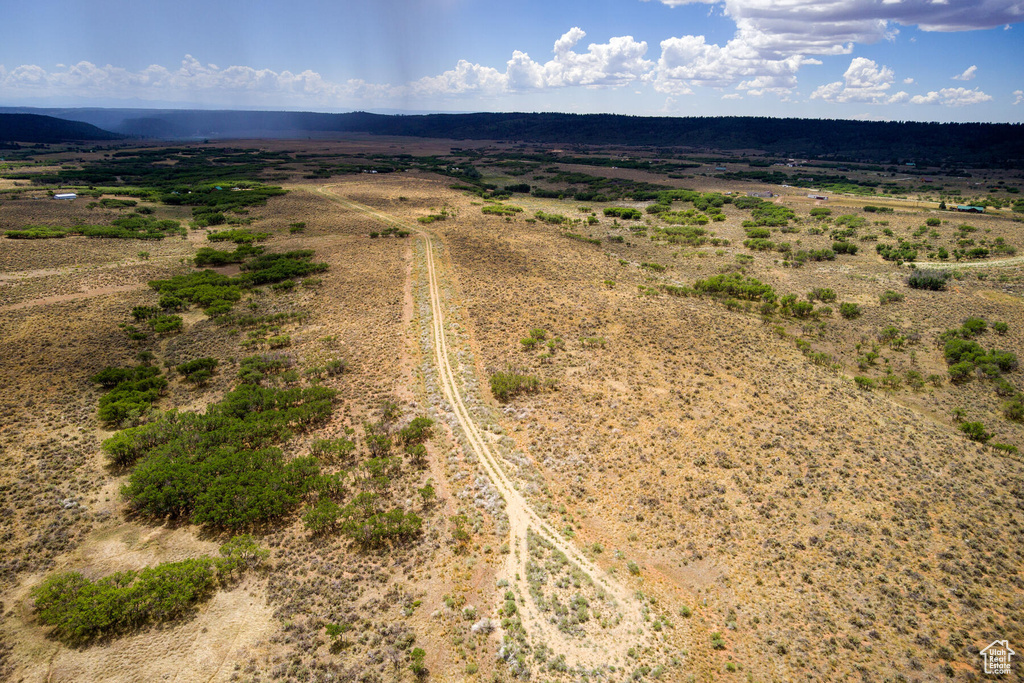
<box><xmin>316</xmin><ymin>186</ymin><xmax>648</xmax><ymax>666</ymax></box>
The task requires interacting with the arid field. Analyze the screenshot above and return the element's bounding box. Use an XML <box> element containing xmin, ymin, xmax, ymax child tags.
<box><xmin>0</xmin><ymin>139</ymin><xmax>1022</xmax><ymax>682</ymax></box>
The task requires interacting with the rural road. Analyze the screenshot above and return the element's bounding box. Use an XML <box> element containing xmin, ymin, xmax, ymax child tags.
<box><xmin>909</xmin><ymin>255</ymin><xmax>1024</xmax><ymax>270</ymax></box>
<box><xmin>315</xmin><ymin>186</ymin><xmax>647</xmax><ymax>666</ymax></box>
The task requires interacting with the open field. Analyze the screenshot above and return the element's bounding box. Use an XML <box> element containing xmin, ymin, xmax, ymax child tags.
<box><xmin>0</xmin><ymin>139</ymin><xmax>1022</xmax><ymax>682</ymax></box>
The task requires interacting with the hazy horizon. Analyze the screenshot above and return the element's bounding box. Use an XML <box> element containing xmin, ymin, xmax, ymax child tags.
<box><xmin>2</xmin><ymin>1</ymin><xmax>1022</xmax><ymax>124</ymax></box>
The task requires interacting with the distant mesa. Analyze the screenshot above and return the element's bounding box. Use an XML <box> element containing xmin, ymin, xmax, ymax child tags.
<box><xmin>0</xmin><ymin>113</ymin><xmax>123</xmax><ymax>143</ymax></box>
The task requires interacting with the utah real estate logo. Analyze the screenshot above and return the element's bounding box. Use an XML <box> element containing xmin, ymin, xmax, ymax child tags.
<box><xmin>980</xmin><ymin>640</ymin><xmax>1015</xmax><ymax>675</ymax></box>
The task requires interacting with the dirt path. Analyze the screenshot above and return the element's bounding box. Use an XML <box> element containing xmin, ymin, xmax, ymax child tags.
<box><xmin>909</xmin><ymin>255</ymin><xmax>1024</xmax><ymax>269</ymax></box>
<box><xmin>315</xmin><ymin>185</ymin><xmax>647</xmax><ymax>667</ymax></box>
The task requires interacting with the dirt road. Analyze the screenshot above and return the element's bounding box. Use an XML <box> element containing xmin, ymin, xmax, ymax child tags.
<box><xmin>315</xmin><ymin>186</ymin><xmax>647</xmax><ymax>666</ymax></box>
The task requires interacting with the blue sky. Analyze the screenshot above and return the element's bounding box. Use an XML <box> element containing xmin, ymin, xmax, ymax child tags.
<box><xmin>1</xmin><ymin>0</ymin><xmax>1022</xmax><ymax>122</ymax></box>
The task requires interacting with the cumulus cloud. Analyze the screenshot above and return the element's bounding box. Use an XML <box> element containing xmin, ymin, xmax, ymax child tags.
<box><xmin>0</xmin><ymin>55</ymin><xmax>387</xmax><ymax>105</ymax></box>
<box><xmin>1014</xmin><ymin>89</ymin><xmax>1024</xmax><ymax>104</ymax></box>
<box><xmin>390</xmin><ymin>28</ymin><xmax>653</xmax><ymax>96</ymax></box>
<box><xmin>810</xmin><ymin>57</ymin><xmax>896</xmax><ymax>103</ymax></box>
<box><xmin>952</xmin><ymin>65</ymin><xmax>978</xmax><ymax>80</ymax></box>
<box><xmin>644</xmin><ymin>0</ymin><xmax>1024</xmax><ymax>58</ymax></box>
<box><xmin>909</xmin><ymin>87</ymin><xmax>994</xmax><ymax>106</ymax></box>
<box><xmin>652</xmin><ymin>34</ymin><xmax>818</xmax><ymax>95</ymax></box>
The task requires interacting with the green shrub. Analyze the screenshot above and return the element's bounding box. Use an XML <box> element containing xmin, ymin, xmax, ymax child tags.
<box><xmin>879</xmin><ymin>290</ymin><xmax>904</xmax><ymax>305</ymax></box>
<box><xmin>908</xmin><ymin>269</ymin><xmax>949</xmax><ymax>290</ymax></box>
<box><xmin>92</xmin><ymin>365</ymin><xmax>167</xmax><ymax>427</ymax></box>
<box><xmin>810</xmin><ymin>288</ymin><xmax>837</xmax><ymax>303</ymax></box>
<box><xmin>959</xmin><ymin>422</ymin><xmax>991</xmax><ymax>443</ymax></box>
<box><xmin>961</xmin><ymin>317</ymin><xmax>987</xmax><ymax>337</ymax></box>
<box><xmin>854</xmin><ymin>376</ymin><xmax>876</xmax><ymax>390</ymax></box>
<box><xmin>603</xmin><ymin>207</ymin><xmax>642</xmax><ymax>220</ymax></box>
<box><xmin>948</xmin><ymin>361</ymin><xmax>975</xmax><ymax>383</ymax></box>
<box><xmin>832</xmin><ymin>241</ymin><xmax>858</xmax><ymax>255</ymax></box>
<box><xmin>694</xmin><ymin>273</ymin><xmax>775</xmax><ymax>301</ymax></box>
<box><xmin>835</xmin><ymin>303</ymin><xmax>860</xmax><ymax>319</ymax></box>
<box><xmin>176</xmin><ymin>357</ymin><xmax>218</xmax><ymax>382</ymax></box>
<box><xmin>30</xmin><ymin>539</ymin><xmax>257</xmax><ymax>645</ymax></box>
<box><xmin>490</xmin><ymin>371</ymin><xmax>541</xmax><ymax>402</ymax></box>
<box><xmin>149</xmin><ymin>315</ymin><xmax>183</xmax><ymax>334</ymax></box>
<box><xmin>993</xmin><ymin>321</ymin><xmax>1009</xmax><ymax>334</ymax></box>
<box><xmin>1004</xmin><ymin>398</ymin><xmax>1024</xmax><ymax>423</ymax></box>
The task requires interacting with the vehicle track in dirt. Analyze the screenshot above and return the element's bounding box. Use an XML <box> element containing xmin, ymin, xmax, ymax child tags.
<box><xmin>315</xmin><ymin>185</ymin><xmax>647</xmax><ymax>666</ymax></box>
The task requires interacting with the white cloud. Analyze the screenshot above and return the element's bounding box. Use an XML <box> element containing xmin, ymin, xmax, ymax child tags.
<box><xmin>410</xmin><ymin>28</ymin><xmax>653</xmax><ymax>96</ymax></box>
<box><xmin>909</xmin><ymin>87</ymin><xmax>994</xmax><ymax>106</ymax></box>
<box><xmin>810</xmin><ymin>57</ymin><xmax>895</xmax><ymax>103</ymax></box>
<box><xmin>0</xmin><ymin>56</ymin><xmax>386</xmax><ymax>105</ymax></box>
<box><xmin>643</xmin><ymin>0</ymin><xmax>1024</xmax><ymax>58</ymax></box>
<box><xmin>1012</xmin><ymin>89</ymin><xmax>1023</xmax><ymax>104</ymax></box>
<box><xmin>0</xmin><ymin>29</ymin><xmax>655</xmax><ymax>106</ymax></box>
<box><xmin>652</xmin><ymin>34</ymin><xmax>818</xmax><ymax>95</ymax></box>
<box><xmin>952</xmin><ymin>65</ymin><xmax>978</xmax><ymax>80</ymax></box>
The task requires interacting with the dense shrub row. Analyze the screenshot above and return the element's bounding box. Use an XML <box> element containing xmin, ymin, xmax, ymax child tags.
<box><xmin>31</xmin><ymin>536</ymin><xmax>265</xmax><ymax>644</ymax></box>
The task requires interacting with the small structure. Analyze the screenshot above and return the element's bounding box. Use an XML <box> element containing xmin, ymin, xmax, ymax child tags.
<box><xmin>747</xmin><ymin>191</ymin><xmax>775</xmax><ymax>198</ymax></box>
<box><xmin>956</xmin><ymin>205</ymin><xmax>985</xmax><ymax>213</ymax></box>
<box><xmin>715</xmin><ymin>166</ymin><xmax>727</xmax><ymax>171</ymax></box>
<box><xmin>807</xmin><ymin>194</ymin><xmax>828</xmax><ymax>201</ymax></box>
<box><xmin>53</xmin><ymin>193</ymin><xmax>77</xmax><ymax>200</ymax></box>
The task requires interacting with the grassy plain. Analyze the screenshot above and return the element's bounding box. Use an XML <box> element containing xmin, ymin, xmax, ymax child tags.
<box><xmin>0</xmin><ymin>138</ymin><xmax>1022</xmax><ymax>682</ymax></box>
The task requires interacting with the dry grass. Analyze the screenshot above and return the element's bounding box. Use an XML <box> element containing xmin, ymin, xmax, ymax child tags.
<box><xmin>1</xmin><ymin>142</ymin><xmax>1022</xmax><ymax>682</ymax></box>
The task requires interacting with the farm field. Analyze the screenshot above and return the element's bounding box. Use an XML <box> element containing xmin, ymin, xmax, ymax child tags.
<box><xmin>0</xmin><ymin>138</ymin><xmax>1022</xmax><ymax>682</ymax></box>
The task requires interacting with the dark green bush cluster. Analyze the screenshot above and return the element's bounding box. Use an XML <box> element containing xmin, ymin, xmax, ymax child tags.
<box><xmin>534</xmin><ymin>211</ymin><xmax>568</xmax><ymax>225</ymax></box>
<box><xmin>482</xmin><ymin>204</ymin><xmax>523</xmax><ymax>216</ymax></box>
<box><xmin>238</xmin><ymin>353</ymin><xmax>293</xmax><ymax>384</ymax></box>
<box><xmin>840</xmin><ymin>302</ymin><xmax>862</xmax><ymax>319</ymax></box>
<box><xmin>149</xmin><ymin>270</ymin><xmax>242</xmax><ymax>312</ymax></box>
<box><xmin>603</xmin><ymin>207</ymin><xmax>642</xmax><ymax>220</ymax></box>
<box><xmin>176</xmin><ymin>357</ymin><xmax>218</xmax><ymax>384</ymax></box>
<box><xmin>149</xmin><ymin>315</ymin><xmax>184</xmax><ymax>334</ymax></box>
<box><xmin>835</xmin><ymin>214</ymin><xmax>867</xmax><ymax>229</ymax></box>
<box><xmin>5</xmin><ymin>225</ymin><xmax>72</xmax><ymax>239</ymax></box>
<box><xmin>108</xmin><ymin>383</ymin><xmax>336</xmax><ymax>527</ymax></box>
<box><xmin>862</xmin><ymin>205</ymin><xmax>893</xmax><ymax>213</ymax></box>
<box><xmin>832</xmin><ymin>241</ymin><xmax>858</xmax><ymax>255</ymax></box>
<box><xmin>240</xmin><ymin>250</ymin><xmax>329</xmax><ymax>286</ymax></box>
<box><xmin>194</xmin><ymin>243</ymin><xmax>262</xmax><ymax>266</ymax></box>
<box><xmin>370</xmin><ymin>226</ymin><xmax>411</xmax><ymax>237</ymax></box>
<box><xmin>148</xmin><ymin>250</ymin><xmax>326</xmax><ymax>318</ymax></box>
<box><xmin>5</xmin><ymin>215</ymin><xmax>182</xmax><ymax>240</ymax></box>
<box><xmin>30</xmin><ymin>544</ymin><xmax>255</xmax><ymax>644</ymax></box>
<box><xmin>91</xmin><ymin>365</ymin><xmax>167</xmax><ymax>427</ymax></box>
<box><xmin>490</xmin><ymin>371</ymin><xmax>541</xmax><ymax>402</ymax></box>
<box><xmin>654</xmin><ymin>224</ymin><xmax>709</xmax><ymax>245</ymax></box>
<box><xmin>417</xmin><ymin>209</ymin><xmax>449</xmax><ymax>224</ymax></box>
<box><xmin>943</xmin><ymin>326</ymin><xmax>1017</xmax><ymax>383</ymax></box>
<box><xmin>809</xmin><ymin>288</ymin><xmax>837</xmax><ymax>303</ymax></box>
<box><xmin>743</xmin><ymin>201</ymin><xmax>795</xmax><ymax>227</ymax></box>
<box><xmin>207</xmin><ymin>228</ymin><xmax>271</xmax><ymax>243</ymax></box>
<box><xmin>958</xmin><ymin>421</ymin><xmax>991</xmax><ymax>443</ymax></box>
<box><xmin>876</xmin><ymin>242</ymin><xmax>918</xmax><ymax>262</ymax></box>
<box><xmin>907</xmin><ymin>269</ymin><xmax>950</xmax><ymax>290</ymax></box>
<box><xmin>694</xmin><ymin>273</ymin><xmax>775</xmax><ymax>301</ymax></box>
<box><xmin>99</xmin><ymin>198</ymin><xmax>138</xmax><ymax>209</ymax></box>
